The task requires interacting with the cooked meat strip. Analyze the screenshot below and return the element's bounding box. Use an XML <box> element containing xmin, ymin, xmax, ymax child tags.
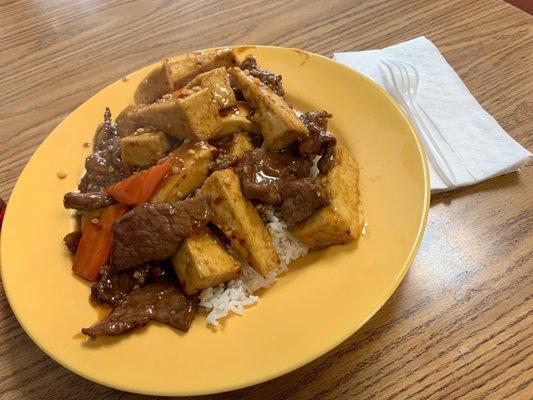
<box><xmin>300</xmin><ymin>110</ymin><xmax>331</xmax><ymax>132</ymax></box>
<box><xmin>280</xmin><ymin>178</ymin><xmax>329</xmax><ymax>225</ymax></box>
<box><xmin>298</xmin><ymin>110</ymin><xmax>337</xmax><ymax>174</ymax></box>
<box><xmin>90</xmin><ymin>264</ymin><xmax>167</xmax><ymax>306</ymax></box>
<box><xmin>317</xmin><ymin>142</ymin><xmax>337</xmax><ymax>174</ymax></box>
<box><xmin>229</xmin><ymin>75</ymin><xmax>245</xmax><ymax>101</ymax></box>
<box><xmin>63</xmin><ymin>231</ymin><xmax>82</xmax><ymax>254</ymax></box>
<box><xmin>239</xmin><ymin>56</ymin><xmax>285</xmax><ymax>97</ymax></box>
<box><xmin>298</xmin><ymin>111</ymin><xmax>334</xmax><ymax>155</ymax></box>
<box><xmin>239</xmin><ymin>149</ymin><xmax>312</xmax><ymax>204</ymax></box>
<box><xmin>79</xmin><ymin>108</ymin><xmax>130</xmax><ymax>193</ymax></box>
<box><xmin>82</xmin><ymin>280</ymin><xmax>198</xmax><ymax>337</ymax></box>
<box><xmin>63</xmin><ymin>192</ymin><xmax>116</xmax><ymax>210</ymax></box>
<box><xmin>232</xmin><ymin>148</ymin><xmax>328</xmax><ymax>222</ymax></box>
<box><xmin>110</xmin><ymin>196</ymin><xmax>211</xmax><ymax>271</ymax></box>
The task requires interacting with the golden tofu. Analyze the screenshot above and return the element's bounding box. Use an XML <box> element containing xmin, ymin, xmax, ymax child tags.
<box><xmin>217</xmin><ymin>101</ymin><xmax>258</xmax><ymax>138</ymax></box>
<box><xmin>291</xmin><ymin>145</ymin><xmax>360</xmax><ymax>249</ymax></box>
<box><xmin>129</xmin><ymin>88</ymin><xmax>221</xmax><ymax>140</ymax></box>
<box><xmin>120</xmin><ymin>131</ymin><xmax>170</xmax><ymax>167</ymax></box>
<box><xmin>168</xmin><ymin>48</ymin><xmax>237</xmax><ymax>89</ymax></box>
<box><xmin>133</xmin><ymin>61</ymin><xmax>174</xmax><ymax>105</ymax></box>
<box><xmin>229</xmin><ymin>67</ymin><xmax>308</xmax><ymax>150</ymax></box>
<box><xmin>199</xmin><ymin>169</ymin><xmax>280</xmax><ymax>276</ymax></box>
<box><xmin>184</xmin><ymin>67</ymin><xmax>236</xmax><ymax>109</ymax></box>
<box><xmin>225</xmin><ymin>131</ymin><xmax>253</xmax><ymax>157</ymax></box>
<box><xmin>172</xmin><ymin>231</ymin><xmax>241</xmax><ymax>295</ymax></box>
<box><xmin>150</xmin><ymin>142</ymin><xmax>215</xmax><ymax>203</ymax></box>
<box><xmin>134</xmin><ymin>48</ymin><xmax>238</xmax><ymax>105</ymax></box>
<box><xmin>115</xmin><ymin>105</ymin><xmax>141</xmax><ymax>137</ymax></box>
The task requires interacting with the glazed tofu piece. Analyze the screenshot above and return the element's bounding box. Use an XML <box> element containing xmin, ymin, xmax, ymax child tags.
<box><xmin>129</xmin><ymin>88</ymin><xmax>221</xmax><ymax>140</ymax></box>
<box><xmin>151</xmin><ymin>142</ymin><xmax>215</xmax><ymax>203</ymax></box>
<box><xmin>120</xmin><ymin>131</ymin><xmax>170</xmax><ymax>167</ymax></box>
<box><xmin>229</xmin><ymin>67</ymin><xmax>308</xmax><ymax>150</ymax></box>
<box><xmin>172</xmin><ymin>231</ymin><xmax>241</xmax><ymax>295</ymax></box>
<box><xmin>183</xmin><ymin>67</ymin><xmax>236</xmax><ymax>109</ymax></box>
<box><xmin>225</xmin><ymin>131</ymin><xmax>253</xmax><ymax>157</ymax></box>
<box><xmin>199</xmin><ymin>169</ymin><xmax>280</xmax><ymax>276</ymax></box>
<box><xmin>291</xmin><ymin>145</ymin><xmax>360</xmax><ymax>249</ymax></box>
<box><xmin>217</xmin><ymin>101</ymin><xmax>258</xmax><ymax>138</ymax></box>
<box><xmin>134</xmin><ymin>48</ymin><xmax>238</xmax><ymax>104</ymax></box>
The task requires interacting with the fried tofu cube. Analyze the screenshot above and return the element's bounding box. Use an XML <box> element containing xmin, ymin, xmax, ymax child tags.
<box><xmin>134</xmin><ymin>48</ymin><xmax>238</xmax><ymax>105</ymax></box>
<box><xmin>184</xmin><ymin>67</ymin><xmax>236</xmax><ymax>109</ymax></box>
<box><xmin>291</xmin><ymin>145</ymin><xmax>360</xmax><ymax>249</ymax></box>
<box><xmin>229</xmin><ymin>67</ymin><xmax>308</xmax><ymax>150</ymax></box>
<box><xmin>151</xmin><ymin>142</ymin><xmax>216</xmax><ymax>203</ymax></box>
<box><xmin>120</xmin><ymin>131</ymin><xmax>170</xmax><ymax>167</ymax></box>
<box><xmin>172</xmin><ymin>231</ymin><xmax>241</xmax><ymax>295</ymax></box>
<box><xmin>129</xmin><ymin>88</ymin><xmax>222</xmax><ymax>140</ymax></box>
<box><xmin>168</xmin><ymin>48</ymin><xmax>237</xmax><ymax>89</ymax></box>
<box><xmin>225</xmin><ymin>131</ymin><xmax>253</xmax><ymax>157</ymax></box>
<box><xmin>199</xmin><ymin>169</ymin><xmax>280</xmax><ymax>276</ymax></box>
<box><xmin>115</xmin><ymin>105</ymin><xmax>141</xmax><ymax>137</ymax></box>
<box><xmin>133</xmin><ymin>61</ymin><xmax>174</xmax><ymax>105</ymax></box>
<box><xmin>216</xmin><ymin>101</ymin><xmax>258</xmax><ymax>138</ymax></box>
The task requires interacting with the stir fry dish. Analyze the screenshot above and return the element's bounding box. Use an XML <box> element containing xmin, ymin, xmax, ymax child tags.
<box><xmin>63</xmin><ymin>48</ymin><xmax>361</xmax><ymax>338</ymax></box>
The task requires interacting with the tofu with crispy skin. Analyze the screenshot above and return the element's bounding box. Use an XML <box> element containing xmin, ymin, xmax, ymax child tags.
<box><xmin>291</xmin><ymin>145</ymin><xmax>360</xmax><ymax>249</ymax></box>
<box><xmin>217</xmin><ymin>101</ymin><xmax>258</xmax><ymax>138</ymax></box>
<box><xmin>229</xmin><ymin>67</ymin><xmax>308</xmax><ymax>150</ymax></box>
<box><xmin>134</xmin><ymin>48</ymin><xmax>238</xmax><ymax>104</ymax></box>
<box><xmin>128</xmin><ymin>88</ymin><xmax>221</xmax><ymax>140</ymax></box>
<box><xmin>151</xmin><ymin>142</ymin><xmax>215</xmax><ymax>203</ymax></box>
<box><xmin>172</xmin><ymin>231</ymin><xmax>241</xmax><ymax>295</ymax></box>
<box><xmin>120</xmin><ymin>131</ymin><xmax>170</xmax><ymax>167</ymax></box>
<box><xmin>199</xmin><ymin>169</ymin><xmax>280</xmax><ymax>276</ymax></box>
<box><xmin>183</xmin><ymin>67</ymin><xmax>236</xmax><ymax>109</ymax></box>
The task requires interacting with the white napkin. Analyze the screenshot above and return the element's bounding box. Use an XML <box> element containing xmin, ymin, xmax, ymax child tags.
<box><xmin>333</xmin><ymin>36</ymin><xmax>531</xmax><ymax>193</ymax></box>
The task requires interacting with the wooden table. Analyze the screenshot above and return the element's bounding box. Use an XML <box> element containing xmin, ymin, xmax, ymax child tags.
<box><xmin>1</xmin><ymin>0</ymin><xmax>531</xmax><ymax>398</ymax></box>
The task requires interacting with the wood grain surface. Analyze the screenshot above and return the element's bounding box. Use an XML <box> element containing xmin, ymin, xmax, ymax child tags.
<box><xmin>1</xmin><ymin>0</ymin><xmax>532</xmax><ymax>399</ymax></box>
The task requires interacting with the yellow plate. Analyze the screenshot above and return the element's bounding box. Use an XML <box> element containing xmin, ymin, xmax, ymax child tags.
<box><xmin>1</xmin><ymin>46</ymin><xmax>429</xmax><ymax>396</ymax></box>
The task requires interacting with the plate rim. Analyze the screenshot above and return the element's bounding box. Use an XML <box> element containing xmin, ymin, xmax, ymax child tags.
<box><xmin>1</xmin><ymin>44</ymin><xmax>430</xmax><ymax>396</ymax></box>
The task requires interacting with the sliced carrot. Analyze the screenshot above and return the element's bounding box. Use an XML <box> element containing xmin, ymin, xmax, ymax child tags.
<box><xmin>72</xmin><ymin>204</ymin><xmax>129</xmax><ymax>281</ymax></box>
<box><xmin>106</xmin><ymin>162</ymin><xmax>172</xmax><ymax>205</ymax></box>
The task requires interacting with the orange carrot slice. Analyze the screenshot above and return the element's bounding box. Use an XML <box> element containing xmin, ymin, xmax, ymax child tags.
<box><xmin>72</xmin><ymin>204</ymin><xmax>129</xmax><ymax>281</ymax></box>
<box><xmin>106</xmin><ymin>162</ymin><xmax>172</xmax><ymax>205</ymax></box>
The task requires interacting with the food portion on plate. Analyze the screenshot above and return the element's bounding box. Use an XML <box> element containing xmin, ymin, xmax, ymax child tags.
<box><xmin>63</xmin><ymin>47</ymin><xmax>361</xmax><ymax>338</ymax></box>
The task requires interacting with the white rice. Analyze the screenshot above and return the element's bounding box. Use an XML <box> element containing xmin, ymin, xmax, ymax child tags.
<box><xmin>199</xmin><ymin>207</ymin><xmax>309</xmax><ymax>326</ymax></box>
